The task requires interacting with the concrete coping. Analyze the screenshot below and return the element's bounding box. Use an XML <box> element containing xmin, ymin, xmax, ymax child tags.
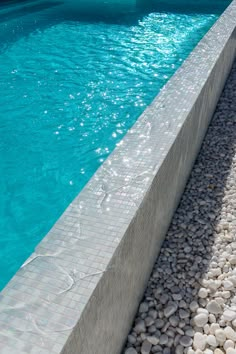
<box><xmin>0</xmin><ymin>1</ymin><xmax>236</xmax><ymax>354</ymax></box>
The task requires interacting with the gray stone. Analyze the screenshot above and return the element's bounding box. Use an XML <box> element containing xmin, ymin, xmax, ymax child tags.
<box><xmin>159</xmin><ymin>334</ymin><xmax>168</xmax><ymax>345</ymax></box>
<box><xmin>128</xmin><ymin>335</ymin><xmax>136</xmax><ymax>345</ymax></box>
<box><xmin>134</xmin><ymin>320</ymin><xmax>146</xmax><ymax>334</ymax></box>
<box><xmin>169</xmin><ymin>316</ymin><xmax>179</xmax><ymax>327</ymax></box>
<box><xmin>172</xmin><ymin>293</ymin><xmax>182</xmax><ymax>301</ymax></box>
<box><xmin>148</xmin><ymin>325</ymin><xmax>156</xmax><ymax>334</ymax></box>
<box><xmin>155</xmin><ymin>319</ymin><xmax>165</xmax><ymax>329</ymax></box>
<box><xmin>125</xmin><ymin>348</ymin><xmax>138</xmax><ymax>354</ymax></box>
<box><xmin>152</xmin><ymin>345</ymin><xmax>162</xmax><ymax>353</ymax></box>
<box><xmin>149</xmin><ymin>310</ymin><xmax>158</xmax><ymax>320</ymax></box>
<box><xmin>179</xmin><ymin>309</ymin><xmax>190</xmax><ymax>319</ymax></box>
<box><xmin>179</xmin><ymin>335</ymin><xmax>193</xmax><ymax>347</ymax></box>
<box><xmin>164</xmin><ymin>303</ymin><xmax>178</xmax><ymax>318</ymax></box>
<box><xmin>141</xmin><ymin>340</ymin><xmax>152</xmax><ymax>354</ymax></box>
<box><xmin>189</xmin><ymin>301</ymin><xmax>199</xmax><ymax>312</ymax></box>
<box><xmin>185</xmin><ymin>328</ymin><xmax>194</xmax><ymax>337</ymax></box>
<box><xmin>139</xmin><ymin>302</ymin><xmax>149</xmax><ymax>313</ymax></box>
<box><xmin>163</xmin><ymin>348</ymin><xmax>171</xmax><ymax>354</ymax></box>
<box><xmin>160</xmin><ymin>294</ymin><xmax>169</xmax><ymax>304</ymax></box>
<box><xmin>145</xmin><ymin>317</ymin><xmax>154</xmax><ymax>327</ymax></box>
<box><xmin>179</xmin><ymin>300</ymin><xmax>187</xmax><ymax>309</ymax></box>
<box><xmin>146</xmin><ymin>336</ymin><xmax>159</xmax><ymax>346</ymax></box>
<box><xmin>176</xmin><ymin>345</ymin><xmax>184</xmax><ymax>354</ymax></box>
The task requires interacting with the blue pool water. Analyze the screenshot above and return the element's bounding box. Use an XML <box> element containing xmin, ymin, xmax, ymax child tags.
<box><xmin>0</xmin><ymin>0</ymin><xmax>231</xmax><ymax>289</ymax></box>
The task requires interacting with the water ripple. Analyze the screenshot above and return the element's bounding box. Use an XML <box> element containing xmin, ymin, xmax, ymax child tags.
<box><xmin>0</xmin><ymin>4</ymin><xmax>223</xmax><ymax>288</ymax></box>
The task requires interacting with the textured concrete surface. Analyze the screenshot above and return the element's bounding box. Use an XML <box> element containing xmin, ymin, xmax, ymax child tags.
<box><xmin>0</xmin><ymin>1</ymin><xmax>235</xmax><ymax>354</ymax></box>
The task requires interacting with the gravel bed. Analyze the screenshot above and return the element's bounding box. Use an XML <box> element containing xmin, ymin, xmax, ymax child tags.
<box><xmin>123</xmin><ymin>60</ymin><xmax>236</xmax><ymax>354</ymax></box>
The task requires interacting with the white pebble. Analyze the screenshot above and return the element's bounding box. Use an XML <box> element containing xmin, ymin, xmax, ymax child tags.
<box><xmin>224</xmin><ymin>326</ymin><xmax>236</xmax><ymax>341</ymax></box>
<box><xmin>197</xmin><ymin>308</ymin><xmax>209</xmax><ymax>315</ymax></box>
<box><xmin>224</xmin><ymin>339</ymin><xmax>235</xmax><ymax>350</ymax></box>
<box><xmin>226</xmin><ymin>349</ymin><xmax>236</xmax><ymax>354</ymax></box>
<box><xmin>206</xmin><ymin>334</ymin><xmax>218</xmax><ymax>348</ymax></box>
<box><xmin>199</xmin><ymin>288</ymin><xmax>208</xmax><ymax>299</ymax></box>
<box><xmin>210</xmin><ymin>323</ymin><xmax>220</xmax><ymax>335</ymax></box>
<box><xmin>222</xmin><ymin>291</ymin><xmax>231</xmax><ymax>299</ymax></box>
<box><xmin>193</xmin><ymin>333</ymin><xmax>207</xmax><ymax>351</ymax></box>
<box><xmin>208</xmin><ymin>280</ymin><xmax>221</xmax><ymax>291</ymax></box>
<box><xmin>228</xmin><ymin>276</ymin><xmax>236</xmax><ymax>286</ymax></box>
<box><xmin>194</xmin><ymin>313</ymin><xmax>208</xmax><ymax>327</ymax></box>
<box><xmin>215</xmin><ymin>297</ymin><xmax>225</xmax><ymax>306</ymax></box>
<box><xmin>214</xmin><ymin>350</ymin><xmax>224</xmax><ymax>354</ymax></box>
<box><xmin>207</xmin><ymin>300</ymin><xmax>222</xmax><ymax>315</ymax></box>
<box><xmin>204</xmin><ymin>324</ymin><xmax>210</xmax><ymax>334</ymax></box>
<box><xmin>229</xmin><ymin>255</ymin><xmax>236</xmax><ymax>265</ymax></box>
<box><xmin>209</xmin><ymin>314</ymin><xmax>217</xmax><ymax>324</ymax></box>
<box><xmin>223</xmin><ymin>309</ymin><xmax>236</xmax><ymax>322</ymax></box>
<box><xmin>223</xmin><ymin>280</ymin><xmax>235</xmax><ymax>291</ymax></box>
<box><xmin>219</xmin><ymin>319</ymin><xmax>226</xmax><ymax>327</ymax></box>
<box><xmin>186</xmin><ymin>349</ymin><xmax>195</xmax><ymax>354</ymax></box>
<box><xmin>211</xmin><ymin>268</ymin><xmax>222</xmax><ymax>277</ymax></box>
<box><xmin>204</xmin><ymin>350</ymin><xmax>213</xmax><ymax>354</ymax></box>
<box><xmin>215</xmin><ymin>328</ymin><xmax>226</xmax><ymax>344</ymax></box>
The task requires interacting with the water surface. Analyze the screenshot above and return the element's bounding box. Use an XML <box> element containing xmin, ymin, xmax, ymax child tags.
<box><xmin>0</xmin><ymin>0</ymin><xmax>231</xmax><ymax>289</ymax></box>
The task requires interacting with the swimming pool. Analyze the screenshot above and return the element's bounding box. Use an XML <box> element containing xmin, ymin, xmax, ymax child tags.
<box><xmin>0</xmin><ymin>0</ymin><xmax>231</xmax><ymax>290</ymax></box>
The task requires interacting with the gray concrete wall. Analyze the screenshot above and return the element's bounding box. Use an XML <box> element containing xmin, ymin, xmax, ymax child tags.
<box><xmin>0</xmin><ymin>1</ymin><xmax>235</xmax><ymax>354</ymax></box>
<box><xmin>61</xmin><ymin>10</ymin><xmax>236</xmax><ymax>354</ymax></box>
